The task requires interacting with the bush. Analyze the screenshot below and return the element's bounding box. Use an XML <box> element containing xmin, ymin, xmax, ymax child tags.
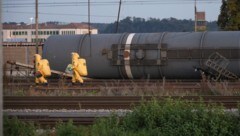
<box><xmin>4</xmin><ymin>100</ymin><xmax>240</xmax><ymax>136</ymax></box>
<box><xmin>92</xmin><ymin>98</ymin><xmax>240</xmax><ymax>136</ymax></box>
<box><xmin>4</xmin><ymin>116</ymin><xmax>36</xmax><ymax>136</ymax></box>
<box><xmin>56</xmin><ymin>120</ymin><xmax>90</xmax><ymax>136</ymax></box>
<box><xmin>91</xmin><ymin>115</ymin><xmax>124</xmax><ymax>136</ymax></box>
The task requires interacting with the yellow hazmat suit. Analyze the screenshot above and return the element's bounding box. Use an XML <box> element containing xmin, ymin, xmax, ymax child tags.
<box><xmin>71</xmin><ymin>52</ymin><xmax>88</xmax><ymax>84</ymax></box>
<box><xmin>35</xmin><ymin>54</ymin><xmax>51</xmax><ymax>84</ymax></box>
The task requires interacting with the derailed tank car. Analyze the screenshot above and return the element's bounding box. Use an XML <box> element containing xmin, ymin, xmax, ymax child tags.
<box><xmin>43</xmin><ymin>32</ymin><xmax>240</xmax><ymax>79</ymax></box>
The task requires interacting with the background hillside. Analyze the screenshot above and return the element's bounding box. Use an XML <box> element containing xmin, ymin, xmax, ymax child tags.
<box><xmin>91</xmin><ymin>16</ymin><xmax>218</xmax><ymax>33</ymax></box>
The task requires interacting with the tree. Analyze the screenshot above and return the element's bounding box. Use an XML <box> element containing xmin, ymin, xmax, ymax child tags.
<box><xmin>218</xmin><ymin>0</ymin><xmax>228</xmax><ymax>29</ymax></box>
<box><xmin>218</xmin><ymin>0</ymin><xmax>240</xmax><ymax>30</ymax></box>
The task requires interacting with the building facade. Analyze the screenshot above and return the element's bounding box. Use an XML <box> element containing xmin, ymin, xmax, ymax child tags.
<box><xmin>3</xmin><ymin>23</ymin><xmax>98</xmax><ymax>42</ymax></box>
<box><xmin>196</xmin><ymin>12</ymin><xmax>207</xmax><ymax>31</ymax></box>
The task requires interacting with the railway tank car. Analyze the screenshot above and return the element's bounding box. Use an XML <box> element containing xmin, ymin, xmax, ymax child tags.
<box><xmin>43</xmin><ymin>32</ymin><xmax>240</xmax><ymax>79</ymax></box>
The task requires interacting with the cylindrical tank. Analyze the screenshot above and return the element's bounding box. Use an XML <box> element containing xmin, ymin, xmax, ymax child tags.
<box><xmin>43</xmin><ymin>32</ymin><xmax>240</xmax><ymax>79</ymax></box>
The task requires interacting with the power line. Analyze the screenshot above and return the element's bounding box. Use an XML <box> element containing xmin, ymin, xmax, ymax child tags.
<box><xmin>3</xmin><ymin>0</ymin><xmax>221</xmax><ymax>23</ymax></box>
<box><xmin>3</xmin><ymin>1</ymin><xmax>220</xmax><ymax>5</ymax></box>
<box><xmin>4</xmin><ymin>0</ymin><xmax>221</xmax><ymax>3</ymax></box>
<box><xmin>3</xmin><ymin>0</ymin><xmax>221</xmax><ymax>8</ymax></box>
<box><xmin>3</xmin><ymin>10</ymin><xmax>119</xmax><ymax>18</ymax></box>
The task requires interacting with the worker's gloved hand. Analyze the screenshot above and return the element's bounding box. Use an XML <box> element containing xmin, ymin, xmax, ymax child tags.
<box><xmin>35</xmin><ymin>71</ymin><xmax>42</xmax><ymax>78</ymax></box>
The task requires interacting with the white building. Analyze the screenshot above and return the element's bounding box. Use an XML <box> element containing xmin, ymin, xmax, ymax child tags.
<box><xmin>3</xmin><ymin>23</ymin><xmax>98</xmax><ymax>42</ymax></box>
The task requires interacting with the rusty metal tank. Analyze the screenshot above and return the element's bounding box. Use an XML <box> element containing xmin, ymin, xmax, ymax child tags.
<box><xmin>43</xmin><ymin>32</ymin><xmax>240</xmax><ymax>79</ymax></box>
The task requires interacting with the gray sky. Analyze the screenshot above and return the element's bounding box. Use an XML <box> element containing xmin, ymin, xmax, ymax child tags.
<box><xmin>3</xmin><ymin>0</ymin><xmax>222</xmax><ymax>23</ymax></box>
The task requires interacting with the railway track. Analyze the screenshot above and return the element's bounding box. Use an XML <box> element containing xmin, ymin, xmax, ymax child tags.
<box><xmin>4</xmin><ymin>78</ymin><xmax>240</xmax><ymax>95</ymax></box>
<box><xmin>4</xmin><ymin>96</ymin><xmax>240</xmax><ymax>110</ymax></box>
<box><xmin>4</xmin><ymin>96</ymin><xmax>240</xmax><ymax>126</ymax></box>
<box><xmin>4</xmin><ymin>79</ymin><xmax>204</xmax><ymax>87</ymax></box>
<box><xmin>7</xmin><ymin>115</ymin><xmax>96</xmax><ymax>126</ymax></box>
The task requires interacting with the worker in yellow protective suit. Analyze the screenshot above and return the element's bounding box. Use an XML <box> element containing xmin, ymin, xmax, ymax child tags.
<box><xmin>34</xmin><ymin>54</ymin><xmax>51</xmax><ymax>85</ymax></box>
<box><xmin>71</xmin><ymin>52</ymin><xmax>88</xmax><ymax>84</ymax></box>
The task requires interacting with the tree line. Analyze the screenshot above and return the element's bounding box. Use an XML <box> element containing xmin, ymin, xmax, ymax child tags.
<box><xmin>92</xmin><ymin>17</ymin><xmax>218</xmax><ymax>33</ymax></box>
<box><xmin>95</xmin><ymin>0</ymin><xmax>240</xmax><ymax>33</ymax></box>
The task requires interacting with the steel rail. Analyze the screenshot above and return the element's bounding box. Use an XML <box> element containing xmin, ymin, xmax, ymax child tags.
<box><xmin>4</xmin><ymin>79</ymin><xmax>240</xmax><ymax>93</ymax></box>
<box><xmin>7</xmin><ymin>115</ymin><xmax>96</xmax><ymax>126</ymax></box>
<box><xmin>4</xmin><ymin>96</ymin><xmax>240</xmax><ymax>110</ymax></box>
<box><xmin>4</xmin><ymin>96</ymin><xmax>240</xmax><ymax>126</ymax></box>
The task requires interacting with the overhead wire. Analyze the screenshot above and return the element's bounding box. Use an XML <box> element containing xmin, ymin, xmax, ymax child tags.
<box><xmin>3</xmin><ymin>0</ymin><xmax>221</xmax><ymax>8</ymax></box>
<box><xmin>3</xmin><ymin>0</ymin><xmax>221</xmax><ymax>23</ymax></box>
<box><xmin>3</xmin><ymin>11</ymin><xmax>119</xmax><ymax>18</ymax></box>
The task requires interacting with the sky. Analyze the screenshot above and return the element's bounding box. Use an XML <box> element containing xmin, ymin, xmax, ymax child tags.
<box><xmin>2</xmin><ymin>0</ymin><xmax>222</xmax><ymax>24</ymax></box>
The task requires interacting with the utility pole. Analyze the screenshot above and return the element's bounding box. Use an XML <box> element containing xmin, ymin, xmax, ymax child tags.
<box><xmin>88</xmin><ymin>0</ymin><xmax>92</xmax><ymax>57</ymax></box>
<box><xmin>35</xmin><ymin>0</ymin><xmax>39</xmax><ymax>54</ymax></box>
<box><xmin>34</xmin><ymin>0</ymin><xmax>39</xmax><ymax>78</ymax></box>
<box><xmin>88</xmin><ymin>0</ymin><xmax>91</xmax><ymax>35</ymax></box>
<box><xmin>194</xmin><ymin>0</ymin><xmax>197</xmax><ymax>32</ymax></box>
<box><xmin>116</xmin><ymin>0</ymin><xmax>122</xmax><ymax>33</ymax></box>
<box><xmin>27</xmin><ymin>17</ymin><xmax>33</xmax><ymax>76</ymax></box>
<box><xmin>30</xmin><ymin>17</ymin><xmax>34</xmax><ymax>42</ymax></box>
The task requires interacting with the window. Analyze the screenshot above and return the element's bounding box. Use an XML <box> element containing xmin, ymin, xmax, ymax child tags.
<box><xmin>25</xmin><ymin>31</ymin><xmax>27</xmax><ymax>35</ymax></box>
<box><xmin>83</xmin><ymin>31</ymin><xmax>88</xmax><ymax>34</ymax></box>
<box><xmin>47</xmin><ymin>31</ymin><xmax>50</xmax><ymax>35</ymax></box>
<box><xmin>197</xmin><ymin>21</ymin><xmax>206</xmax><ymax>26</ymax></box>
<box><xmin>32</xmin><ymin>38</ymin><xmax>45</xmax><ymax>42</ymax></box>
